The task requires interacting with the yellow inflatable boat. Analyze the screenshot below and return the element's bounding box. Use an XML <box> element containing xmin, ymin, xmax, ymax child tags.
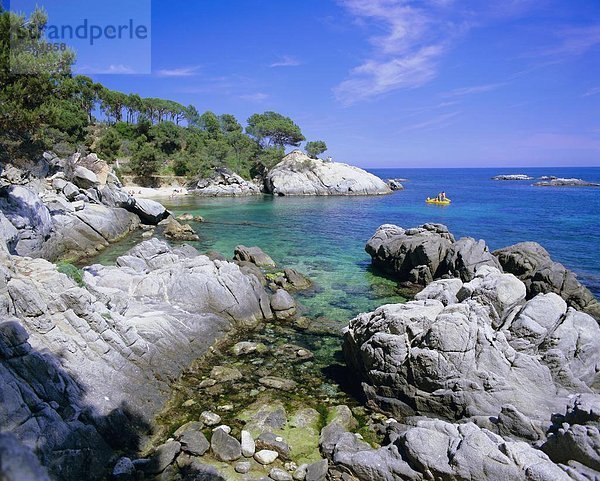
<box><xmin>426</xmin><ymin>197</ymin><xmax>451</xmax><ymax>205</ymax></box>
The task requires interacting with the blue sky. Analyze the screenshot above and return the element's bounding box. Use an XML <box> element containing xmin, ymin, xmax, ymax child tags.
<box><xmin>6</xmin><ymin>0</ymin><xmax>600</xmax><ymax>168</ymax></box>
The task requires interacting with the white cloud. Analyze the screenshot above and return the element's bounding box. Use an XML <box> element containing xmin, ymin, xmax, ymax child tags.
<box><xmin>238</xmin><ymin>92</ymin><xmax>269</xmax><ymax>103</ymax></box>
<box><xmin>333</xmin><ymin>0</ymin><xmax>459</xmax><ymax>105</ymax></box>
<box><xmin>335</xmin><ymin>45</ymin><xmax>444</xmax><ymax>104</ymax></box>
<box><xmin>155</xmin><ymin>66</ymin><xmax>201</xmax><ymax>77</ymax></box>
<box><xmin>583</xmin><ymin>87</ymin><xmax>600</xmax><ymax>97</ymax></box>
<box><xmin>398</xmin><ymin>111</ymin><xmax>460</xmax><ymax>132</ymax></box>
<box><xmin>443</xmin><ymin>82</ymin><xmax>507</xmax><ymax>97</ymax></box>
<box><xmin>334</xmin><ymin>0</ymin><xmax>540</xmax><ymax>105</ymax></box>
<box><xmin>269</xmin><ymin>55</ymin><xmax>301</xmax><ymax>68</ymax></box>
<box><xmin>77</xmin><ymin>64</ymin><xmax>137</xmax><ymax>74</ymax></box>
<box><xmin>547</xmin><ymin>25</ymin><xmax>600</xmax><ymax>58</ymax></box>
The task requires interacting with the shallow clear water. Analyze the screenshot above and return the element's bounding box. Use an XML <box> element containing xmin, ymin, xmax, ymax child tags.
<box><xmin>93</xmin><ymin>167</ymin><xmax>600</xmax><ymax>324</ymax></box>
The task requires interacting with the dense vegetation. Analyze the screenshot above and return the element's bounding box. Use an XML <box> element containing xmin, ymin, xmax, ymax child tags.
<box><xmin>0</xmin><ymin>6</ymin><xmax>328</xmax><ymax>180</ymax></box>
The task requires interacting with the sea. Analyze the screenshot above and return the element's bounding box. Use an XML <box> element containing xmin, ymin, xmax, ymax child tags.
<box><xmin>94</xmin><ymin>167</ymin><xmax>600</xmax><ymax>325</ymax></box>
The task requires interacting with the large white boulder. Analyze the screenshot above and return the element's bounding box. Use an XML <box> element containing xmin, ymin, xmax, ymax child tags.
<box><xmin>265</xmin><ymin>150</ymin><xmax>391</xmax><ymax>196</ymax></box>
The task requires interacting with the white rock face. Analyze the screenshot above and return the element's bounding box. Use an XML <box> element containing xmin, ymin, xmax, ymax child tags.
<box><xmin>343</xmin><ymin>266</ymin><xmax>600</xmax><ymax>423</ymax></box>
<box><xmin>0</xmin><ymin>237</ymin><xmax>274</xmax><ymax>480</ymax></box>
<box><xmin>265</xmin><ymin>151</ymin><xmax>391</xmax><ymax>196</ymax></box>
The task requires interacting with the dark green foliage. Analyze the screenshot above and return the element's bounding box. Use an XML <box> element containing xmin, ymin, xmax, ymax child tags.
<box><xmin>219</xmin><ymin>114</ymin><xmax>242</xmax><ymax>134</ymax></box>
<box><xmin>246</xmin><ymin>111</ymin><xmax>305</xmax><ymax>148</ymax></box>
<box><xmin>0</xmin><ymin>7</ymin><xmax>76</xmax><ymax>161</ymax></box>
<box><xmin>112</xmin><ymin>122</ymin><xmax>138</xmax><ymax>140</ymax></box>
<box><xmin>149</xmin><ymin>121</ymin><xmax>182</xmax><ymax>155</ymax></box>
<box><xmin>198</xmin><ymin>111</ymin><xmax>221</xmax><ymax>135</ymax></box>
<box><xmin>257</xmin><ymin>146</ymin><xmax>285</xmax><ymax>170</ymax></box>
<box><xmin>0</xmin><ymin>6</ymin><xmax>319</xmax><ymax>181</ymax></box>
<box><xmin>96</xmin><ymin>128</ymin><xmax>121</xmax><ymax>163</ymax></box>
<box><xmin>305</xmin><ymin>140</ymin><xmax>327</xmax><ymax>159</ymax></box>
<box><xmin>129</xmin><ymin>144</ymin><xmax>162</xmax><ymax>177</ymax></box>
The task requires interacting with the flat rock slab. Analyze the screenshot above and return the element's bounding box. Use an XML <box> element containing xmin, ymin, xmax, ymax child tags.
<box><xmin>210</xmin><ymin>428</ymin><xmax>241</xmax><ymax>462</ymax></box>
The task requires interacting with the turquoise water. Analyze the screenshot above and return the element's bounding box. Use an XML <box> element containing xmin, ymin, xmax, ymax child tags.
<box><xmin>96</xmin><ymin>167</ymin><xmax>600</xmax><ymax>324</ymax></box>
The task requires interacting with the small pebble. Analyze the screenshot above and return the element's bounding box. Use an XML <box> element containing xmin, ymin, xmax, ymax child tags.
<box><xmin>200</xmin><ymin>411</ymin><xmax>221</xmax><ymax>426</ymax></box>
<box><xmin>254</xmin><ymin>449</ymin><xmax>278</xmax><ymax>465</ymax></box>
<box><xmin>234</xmin><ymin>461</ymin><xmax>251</xmax><ymax>474</ymax></box>
<box><xmin>270</xmin><ymin>467</ymin><xmax>293</xmax><ymax>481</ymax></box>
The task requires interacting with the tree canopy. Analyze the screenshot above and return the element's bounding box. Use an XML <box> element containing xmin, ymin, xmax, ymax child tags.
<box><xmin>246</xmin><ymin>111</ymin><xmax>305</xmax><ymax>148</ymax></box>
<box><xmin>305</xmin><ymin>141</ymin><xmax>328</xmax><ymax>159</ymax></box>
<box><xmin>0</xmin><ymin>7</ymin><xmax>326</xmax><ymax>179</ymax></box>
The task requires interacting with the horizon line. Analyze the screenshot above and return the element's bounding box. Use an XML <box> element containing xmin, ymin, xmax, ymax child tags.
<box><xmin>364</xmin><ymin>165</ymin><xmax>600</xmax><ymax>170</ymax></box>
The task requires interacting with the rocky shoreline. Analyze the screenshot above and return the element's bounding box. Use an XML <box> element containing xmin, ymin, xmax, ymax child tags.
<box><xmin>1</xmin><ymin>154</ymin><xmax>600</xmax><ymax>480</ymax></box>
<box><xmin>122</xmin><ymin>150</ymin><xmax>393</xmax><ymax>199</ymax></box>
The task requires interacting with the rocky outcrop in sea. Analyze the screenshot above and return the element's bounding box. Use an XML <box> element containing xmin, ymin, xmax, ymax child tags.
<box><xmin>365</xmin><ymin>223</ymin><xmax>600</xmax><ymax>319</ymax></box>
<box><xmin>265</xmin><ymin>150</ymin><xmax>391</xmax><ymax>196</ymax></box>
<box><xmin>386</xmin><ymin>179</ymin><xmax>405</xmax><ymax>191</ymax></box>
<box><xmin>534</xmin><ymin>178</ymin><xmax>600</xmax><ymax>187</ymax></box>
<box><xmin>492</xmin><ymin>174</ymin><xmax>534</xmax><ymax>181</ymax></box>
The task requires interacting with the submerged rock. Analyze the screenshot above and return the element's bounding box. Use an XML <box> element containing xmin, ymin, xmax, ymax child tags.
<box><xmin>163</xmin><ymin>217</ymin><xmax>200</xmax><ymax>241</ymax></box>
<box><xmin>259</xmin><ymin>376</ymin><xmax>298</xmax><ymax>391</ymax></box>
<box><xmin>265</xmin><ymin>150</ymin><xmax>391</xmax><ymax>196</ymax></box>
<box><xmin>234</xmin><ymin>245</ymin><xmax>276</xmax><ymax>267</ymax></box>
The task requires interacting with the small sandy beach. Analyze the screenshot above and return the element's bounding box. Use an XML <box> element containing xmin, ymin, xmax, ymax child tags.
<box><xmin>126</xmin><ymin>186</ymin><xmax>190</xmax><ymax>199</ymax></box>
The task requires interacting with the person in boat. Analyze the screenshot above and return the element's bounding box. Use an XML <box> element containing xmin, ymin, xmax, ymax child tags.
<box><xmin>441</xmin><ymin>191</ymin><xmax>447</xmax><ymax>201</ymax></box>
<box><xmin>437</xmin><ymin>192</ymin><xmax>443</xmax><ymax>201</ymax></box>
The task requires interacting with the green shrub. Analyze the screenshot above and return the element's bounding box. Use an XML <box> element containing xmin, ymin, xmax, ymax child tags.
<box><xmin>56</xmin><ymin>262</ymin><xmax>84</xmax><ymax>286</ymax></box>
